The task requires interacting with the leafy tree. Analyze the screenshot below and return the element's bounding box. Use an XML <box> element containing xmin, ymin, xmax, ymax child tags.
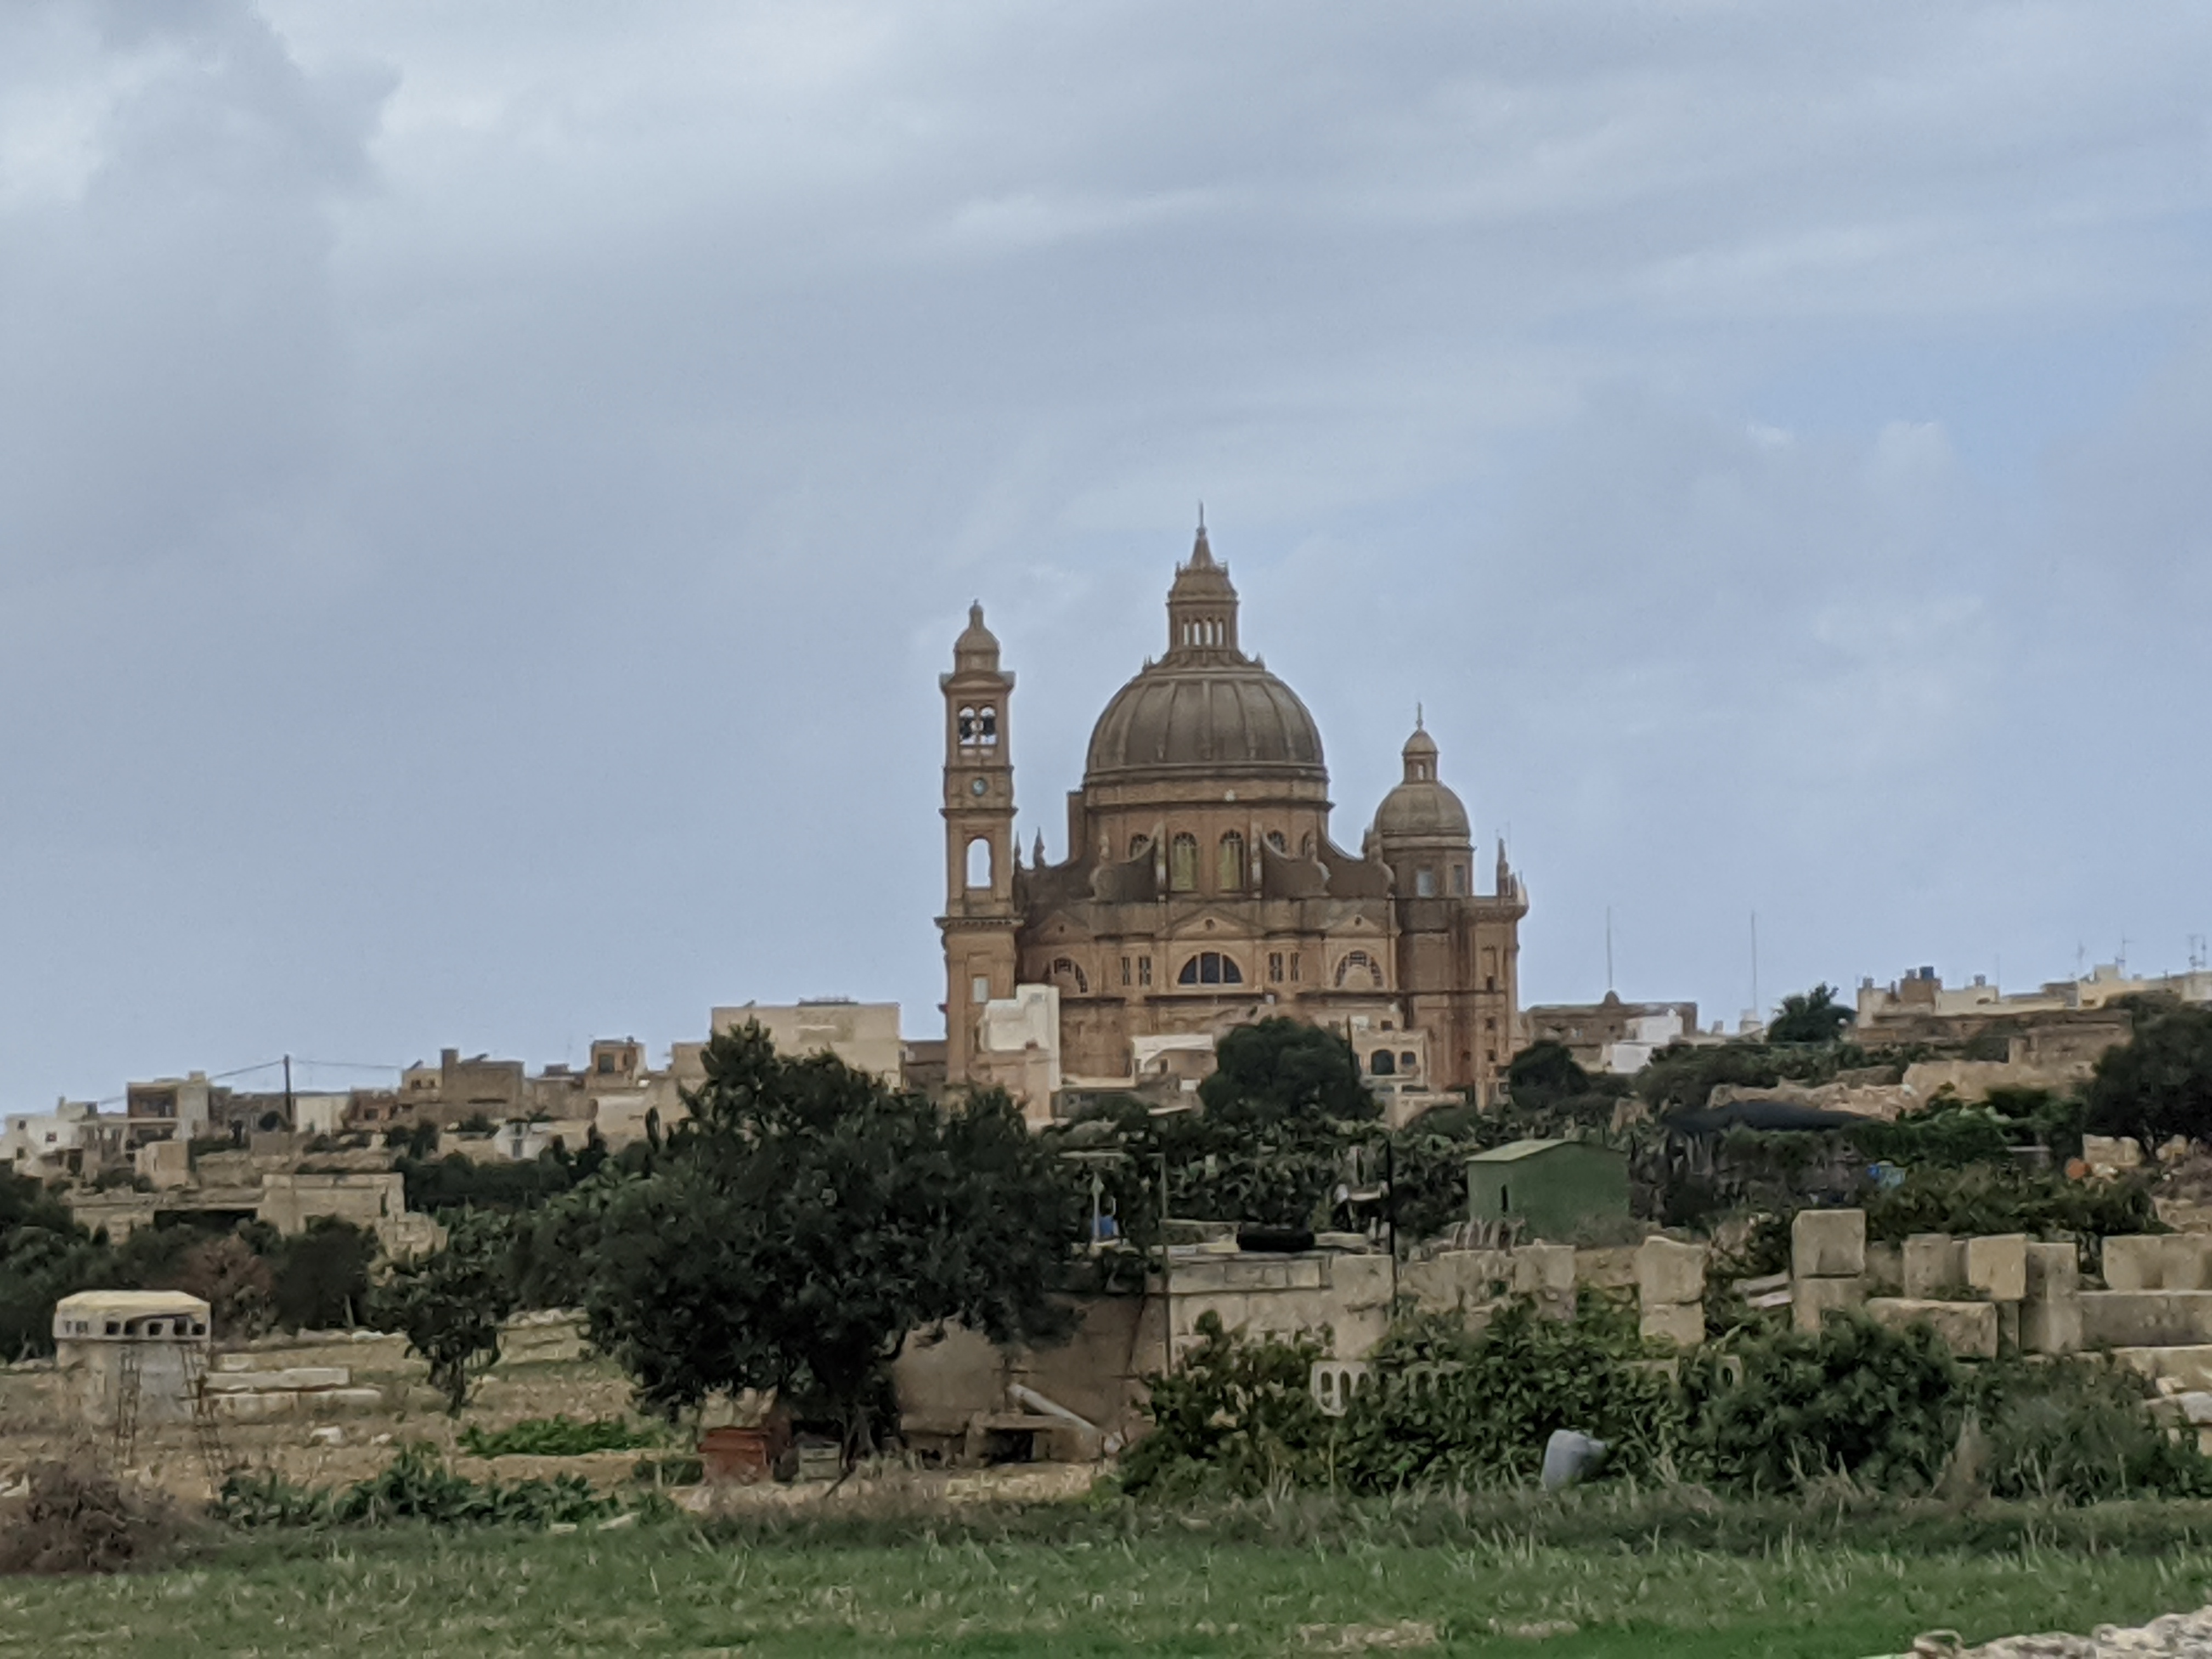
<box><xmin>581</xmin><ymin>1024</ymin><xmax>1085</xmax><ymax>1457</ymax></box>
<box><xmin>385</xmin><ymin>1122</ymin><xmax>439</xmax><ymax>1159</ymax></box>
<box><xmin>1199</xmin><ymin>1017</ymin><xmax>1376</xmax><ymax>1127</ymax></box>
<box><xmin>1505</xmin><ymin>1040</ymin><xmax>1590</xmax><ymax>1109</ymax></box>
<box><xmin>397</xmin><ymin>1150</ymin><xmax>573</xmax><ymax>1215</ymax></box>
<box><xmin>371</xmin><ymin>1212</ymin><xmax>517</xmax><ymax>1412</ymax></box>
<box><xmin>268</xmin><ymin>1218</ymin><xmax>377</xmax><ymax>1330</ymax></box>
<box><xmin>0</xmin><ymin>1173</ymin><xmax>110</xmax><ymax>1361</ymax></box>
<box><xmin>2084</xmin><ymin>1000</ymin><xmax>2212</xmax><ymax>1149</ymax></box>
<box><xmin>167</xmin><ymin>1234</ymin><xmax>275</xmax><ymax>1339</ymax></box>
<box><xmin>1767</xmin><ymin>983</ymin><xmax>1855</xmax><ymax>1045</ymax></box>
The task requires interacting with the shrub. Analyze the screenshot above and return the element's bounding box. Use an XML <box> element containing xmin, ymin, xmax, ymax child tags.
<box><xmin>1974</xmin><ymin>1357</ymin><xmax>2212</xmax><ymax>1502</ymax></box>
<box><xmin>369</xmin><ymin>1211</ymin><xmax>517</xmax><ymax>1412</ymax></box>
<box><xmin>1688</xmin><ymin>1313</ymin><xmax>1962</xmax><ymax>1494</ymax></box>
<box><xmin>216</xmin><ymin>1444</ymin><xmax>614</xmax><ymax>1530</ymax></box>
<box><xmin>1336</xmin><ymin>1296</ymin><xmax>1678</xmax><ymax>1492</ymax></box>
<box><xmin>268</xmin><ymin>1217</ymin><xmax>376</xmax><ymax>1331</ymax></box>
<box><xmin>1119</xmin><ymin>1312</ymin><xmax>1329</xmax><ymax>1498</ymax></box>
<box><xmin>1863</xmin><ymin>1164</ymin><xmax>2159</xmax><ymax>1246</ymax></box>
<box><xmin>0</xmin><ymin>1457</ymin><xmax>183</xmax><ymax>1574</ymax></box>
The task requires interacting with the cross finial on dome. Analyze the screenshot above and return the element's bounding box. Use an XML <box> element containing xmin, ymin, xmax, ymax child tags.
<box><xmin>1416</xmin><ymin>702</ymin><xmax>1424</xmax><ymax>731</ymax></box>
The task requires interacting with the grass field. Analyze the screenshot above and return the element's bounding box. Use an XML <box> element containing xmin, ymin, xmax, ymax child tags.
<box><xmin>9</xmin><ymin>1498</ymin><xmax>2212</xmax><ymax>1658</ymax></box>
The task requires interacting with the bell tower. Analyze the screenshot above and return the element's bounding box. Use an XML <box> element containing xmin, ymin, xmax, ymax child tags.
<box><xmin>939</xmin><ymin>603</ymin><xmax>1019</xmax><ymax>1086</ymax></box>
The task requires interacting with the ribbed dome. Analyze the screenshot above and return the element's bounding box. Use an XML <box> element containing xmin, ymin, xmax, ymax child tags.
<box><xmin>1085</xmin><ymin>662</ymin><xmax>1326</xmax><ymax>785</ymax></box>
<box><xmin>1372</xmin><ymin>777</ymin><xmax>1470</xmax><ymax>839</ymax></box>
<box><xmin>1370</xmin><ymin>721</ymin><xmax>1470</xmax><ymax>841</ymax></box>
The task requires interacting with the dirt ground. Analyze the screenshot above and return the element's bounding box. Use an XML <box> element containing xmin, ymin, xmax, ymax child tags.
<box><xmin>6</xmin><ymin>1325</ymin><xmax>670</xmax><ymax>1504</ymax></box>
<box><xmin>0</xmin><ymin>1324</ymin><xmax>1102</xmax><ymax>1511</ymax></box>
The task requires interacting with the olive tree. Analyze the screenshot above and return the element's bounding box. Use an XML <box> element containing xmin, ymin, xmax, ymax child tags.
<box><xmin>582</xmin><ymin>1024</ymin><xmax>1085</xmax><ymax>1459</ymax></box>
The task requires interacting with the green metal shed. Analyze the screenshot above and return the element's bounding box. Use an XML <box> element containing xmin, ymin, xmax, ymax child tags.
<box><xmin>1465</xmin><ymin>1138</ymin><xmax>1629</xmax><ymax>1240</ymax></box>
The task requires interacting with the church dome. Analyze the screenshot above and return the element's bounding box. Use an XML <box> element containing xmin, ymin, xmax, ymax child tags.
<box><xmin>1371</xmin><ymin>722</ymin><xmax>1470</xmax><ymax>841</ymax></box>
<box><xmin>1085</xmin><ymin>661</ymin><xmax>1327</xmax><ymax>785</ymax></box>
<box><xmin>1082</xmin><ymin>524</ymin><xmax>1327</xmax><ymax>788</ymax></box>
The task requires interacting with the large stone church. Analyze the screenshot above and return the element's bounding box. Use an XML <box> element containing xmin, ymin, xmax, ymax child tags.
<box><xmin>939</xmin><ymin>526</ymin><xmax>1526</xmax><ymax>1119</ymax></box>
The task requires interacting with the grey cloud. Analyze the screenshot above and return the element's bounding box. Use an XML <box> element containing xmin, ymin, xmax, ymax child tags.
<box><xmin>1</xmin><ymin>0</ymin><xmax>2208</xmax><ymax>1103</ymax></box>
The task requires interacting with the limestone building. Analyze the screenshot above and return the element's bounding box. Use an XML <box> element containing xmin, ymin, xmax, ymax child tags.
<box><xmin>939</xmin><ymin>526</ymin><xmax>1527</xmax><ymax>1115</ymax></box>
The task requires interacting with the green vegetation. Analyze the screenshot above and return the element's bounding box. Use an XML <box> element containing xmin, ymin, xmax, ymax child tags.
<box><xmin>1768</xmin><ymin>983</ymin><xmax>1857</xmax><ymax>1045</ymax></box>
<box><xmin>215</xmin><ymin>1443</ymin><xmax>617</xmax><ymax>1530</ymax></box>
<box><xmin>1124</xmin><ymin>1300</ymin><xmax>2212</xmax><ymax>1505</ymax></box>
<box><xmin>2086</xmin><ymin>998</ymin><xmax>2212</xmax><ymax>1149</ymax></box>
<box><xmin>0</xmin><ymin>1173</ymin><xmax>381</xmax><ymax>1357</ymax></box>
<box><xmin>369</xmin><ymin>1211</ymin><xmax>517</xmax><ymax>1412</ymax></box>
<box><xmin>1863</xmin><ymin>1161</ymin><xmax>2161</xmax><ymax>1245</ymax></box>
<box><xmin>18</xmin><ymin>1503</ymin><xmax>2212</xmax><ymax>1655</ymax></box>
<box><xmin>0</xmin><ymin>1172</ymin><xmax>116</xmax><ymax>1358</ymax></box>
<box><xmin>458</xmin><ymin>1414</ymin><xmax>666</xmax><ymax>1457</ymax></box>
<box><xmin>579</xmin><ymin>1023</ymin><xmax>1085</xmax><ymax>1455</ymax></box>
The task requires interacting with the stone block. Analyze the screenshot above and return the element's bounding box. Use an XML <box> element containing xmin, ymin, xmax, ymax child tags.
<box><xmin>317</xmin><ymin>1388</ymin><xmax>386</xmax><ymax>1413</ymax></box>
<box><xmin>2025</xmin><ymin>1241</ymin><xmax>2079</xmax><ymax>1300</ymax></box>
<box><xmin>204</xmin><ymin>1366</ymin><xmax>351</xmax><ymax>1393</ymax></box>
<box><xmin>1791</xmin><ymin>1275</ymin><xmax>1866</xmax><ymax>1335</ymax></box>
<box><xmin>1901</xmin><ymin>1235</ymin><xmax>1964</xmax><ymax>1299</ymax></box>
<box><xmin>1513</xmin><ymin>1244</ymin><xmax>1577</xmax><ymax>1297</ymax></box>
<box><xmin>210</xmin><ymin>1391</ymin><xmax>296</xmax><ymax>1422</ymax></box>
<box><xmin>1573</xmin><ymin>1246</ymin><xmax>1640</xmax><ymax>1290</ymax></box>
<box><xmin>1639</xmin><ymin>1302</ymin><xmax>1704</xmax><ymax>1348</ymax></box>
<box><xmin>2021</xmin><ymin>1295</ymin><xmax>2081</xmax><ymax>1355</ymax></box>
<box><xmin>2113</xmin><ymin>1345</ymin><xmax>2212</xmax><ymax>1391</ymax></box>
<box><xmin>2081</xmin><ymin>1291</ymin><xmax>2212</xmax><ymax>1349</ymax></box>
<box><xmin>1864</xmin><ymin>1297</ymin><xmax>2000</xmax><ymax>1361</ymax></box>
<box><xmin>2164</xmin><ymin>1235</ymin><xmax>2212</xmax><ymax>1292</ymax></box>
<box><xmin>1791</xmin><ymin>1209</ymin><xmax>1866</xmax><ymax>1279</ymax></box>
<box><xmin>1864</xmin><ymin>1242</ymin><xmax>1904</xmax><ymax>1294</ymax></box>
<box><xmin>2179</xmin><ymin>1392</ymin><xmax>2212</xmax><ymax>1427</ymax></box>
<box><xmin>1636</xmin><ymin>1238</ymin><xmax>1707</xmax><ymax>1308</ymax></box>
<box><xmin>1329</xmin><ymin>1254</ymin><xmax>1391</xmax><ymax>1306</ymax></box>
<box><xmin>1964</xmin><ymin>1235</ymin><xmax>2028</xmax><ymax>1303</ymax></box>
<box><xmin>2103</xmin><ymin>1235</ymin><xmax>2165</xmax><ymax>1291</ymax></box>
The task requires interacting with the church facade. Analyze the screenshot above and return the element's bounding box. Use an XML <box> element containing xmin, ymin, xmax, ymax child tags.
<box><xmin>939</xmin><ymin>526</ymin><xmax>1526</xmax><ymax>1116</ymax></box>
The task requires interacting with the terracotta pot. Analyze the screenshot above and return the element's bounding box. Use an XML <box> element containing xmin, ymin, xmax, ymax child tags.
<box><xmin>699</xmin><ymin>1425</ymin><xmax>772</xmax><ymax>1484</ymax></box>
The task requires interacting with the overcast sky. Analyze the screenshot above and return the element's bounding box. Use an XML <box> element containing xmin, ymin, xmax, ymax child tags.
<box><xmin>3</xmin><ymin>1</ymin><xmax>2209</xmax><ymax>1107</ymax></box>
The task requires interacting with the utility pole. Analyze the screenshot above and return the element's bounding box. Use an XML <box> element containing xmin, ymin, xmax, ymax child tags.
<box><xmin>283</xmin><ymin>1053</ymin><xmax>294</xmax><ymax>1129</ymax></box>
<box><xmin>1605</xmin><ymin>906</ymin><xmax>1615</xmax><ymax>995</ymax></box>
<box><xmin>1750</xmin><ymin>912</ymin><xmax>1760</xmax><ymax>1027</ymax></box>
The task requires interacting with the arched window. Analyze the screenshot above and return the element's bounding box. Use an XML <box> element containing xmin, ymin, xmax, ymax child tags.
<box><xmin>1451</xmin><ymin>864</ymin><xmax>1467</xmax><ymax>895</ymax></box>
<box><xmin>1170</xmin><ymin>833</ymin><xmax>1198</xmax><ymax>891</ymax></box>
<box><xmin>966</xmin><ymin>837</ymin><xmax>992</xmax><ymax>889</ymax></box>
<box><xmin>1049</xmin><ymin>957</ymin><xmax>1089</xmax><ymax>995</ymax></box>
<box><xmin>1129</xmin><ymin>834</ymin><xmax>1150</xmax><ymax>860</ymax></box>
<box><xmin>1300</xmin><ymin>834</ymin><xmax>1316</xmax><ymax>859</ymax></box>
<box><xmin>1400</xmin><ymin>1051</ymin><xmax>1419</xmax><ymax>1074</ymax></box>
<box><xmin>1217</xmin><ymin>831</ymin><xmax>1245</xmax><ymax>891</ymax></box>
<box><xmin>1370</xmin><ymin>1050</ymin><xmax>1396</xmax><ymax>1076</ymax></box>
<box><xmin>1266</xmin><ymin>830</ymin><xmax>1287</xmax><ymax>853</ymax></box>
<box><xmin>1414</xmin><ymin>867</ymin><xmax>1436</xmax><ymax>897</ymax></box>
<box><xmin>1335</xmin><ymin>950</ymin><xmax>1382</xmax><ymax>989</ymax></box>
<box><xmin>1176</xmin><ymin>952</ymin><xmax>1243</xmax><ymax>986</ymax></box>
<box><xmin>978</xmin><ymin>706</ymin><xmax>997</xmax><ymax>746</ymax></box>
<box><xmin>956</xmin><ymin>706</ymin><xmax>976</xmax><ymax>744</ymax></box>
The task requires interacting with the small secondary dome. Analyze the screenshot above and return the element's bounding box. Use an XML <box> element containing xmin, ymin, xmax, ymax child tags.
<box><xmin>1372</xmin><ymin>721</ymin><xmax>1470</xmax><ymax>840</ymax></box>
